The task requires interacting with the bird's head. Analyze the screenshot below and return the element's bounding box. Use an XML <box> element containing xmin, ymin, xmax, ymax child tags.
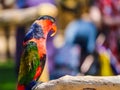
<box><xmin>35</xmin><ymin>15</ymin><xmax>57</xmax><ymax>37</ymax></box>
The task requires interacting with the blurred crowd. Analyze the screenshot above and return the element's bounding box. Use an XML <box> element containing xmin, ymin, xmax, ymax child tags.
<box><xmin>0</xmin><ymin>0</ymin><xmax>120</xmax><ymax>82</ymax></box>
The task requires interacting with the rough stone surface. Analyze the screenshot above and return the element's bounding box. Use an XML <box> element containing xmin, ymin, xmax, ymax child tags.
<box><xmin>34</xmin><ymin>75</ymin><xmax>120</xmax><ymax>90</ymax></box>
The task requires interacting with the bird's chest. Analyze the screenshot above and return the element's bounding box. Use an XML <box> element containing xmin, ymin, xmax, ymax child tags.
<box><xmin>37</xmin><ymin>39</ymin><xmax>46</xmax><ymax>58</ymax></box>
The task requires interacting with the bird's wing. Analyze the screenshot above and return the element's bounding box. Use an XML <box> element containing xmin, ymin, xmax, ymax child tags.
<box><xmin>18</xmin><ymin>41</ymin><xmax>40</xmax><ymax>85</ymax></box>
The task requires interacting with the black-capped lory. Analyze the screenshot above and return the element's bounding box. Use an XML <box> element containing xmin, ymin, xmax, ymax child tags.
<box><xmin>17</xmin><ymin>15</ymin><xmax>57</xmax><ymax>90</ymax></box>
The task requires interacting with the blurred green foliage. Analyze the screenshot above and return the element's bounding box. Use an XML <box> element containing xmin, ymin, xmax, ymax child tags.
<box><xmin>0</xmin><ymin>60</ymin><xmax>17</xmax><ymax>90</ymax></box>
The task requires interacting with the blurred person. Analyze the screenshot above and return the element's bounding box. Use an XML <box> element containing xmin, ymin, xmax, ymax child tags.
<box><xmin>64</xmin><ymin>14</ymin><xmax>99</xmax><ymax>75</ymax></box>
<box><xmin>55</xmin><ymin>0</ymin><xmax>99</xmax><ymax>78</ymax></box>
<box><xmin>96</xmin><ymin>33</ymin><xmax>114</xmax><ymax>76</ymax></box>
<box><xmin>96</xmin><ymin>0</ymin><xmax>120</xmax><ymax>74</ymax></box>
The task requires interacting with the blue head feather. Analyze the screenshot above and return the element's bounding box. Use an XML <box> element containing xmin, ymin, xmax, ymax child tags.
<box><xmin>24</xmin><ymin>23</ymin><xmax>44</xmax><ymax>42</ymax></box>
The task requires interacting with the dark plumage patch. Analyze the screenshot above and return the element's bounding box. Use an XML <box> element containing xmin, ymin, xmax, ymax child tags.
<box><xmin>40</xmin><ymin>54</ymin><xmax>46</xmax><ymax>66</ymax></box>
<box><xmin>24</xmin><ymin>23</ymin><xmax>44</xmax><ymax>42</ymax></box>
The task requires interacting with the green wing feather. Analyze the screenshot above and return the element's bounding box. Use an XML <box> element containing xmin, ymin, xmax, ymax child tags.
<box><xmin>18</xmin><ymin>41</ymin><xmax>40</xmax><ymax>85</ymax></box>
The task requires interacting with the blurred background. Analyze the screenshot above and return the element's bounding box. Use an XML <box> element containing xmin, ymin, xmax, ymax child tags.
<box><xmin>0</xmin><ymin>0</ymin><xmax>120</xmax><ymax>90</ymax></box>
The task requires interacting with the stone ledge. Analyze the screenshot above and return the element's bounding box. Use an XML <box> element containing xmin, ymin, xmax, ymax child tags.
<box><xmin>34</xmin><ymin>75</ymin><xmax>120</xmax><ymax>90</ymax></box>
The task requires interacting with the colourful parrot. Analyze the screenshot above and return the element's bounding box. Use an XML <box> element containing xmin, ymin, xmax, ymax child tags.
<box><xmin>17</xmin><ymin>15</ymin><xmax>57</xmax><ymax>90</ymax></box>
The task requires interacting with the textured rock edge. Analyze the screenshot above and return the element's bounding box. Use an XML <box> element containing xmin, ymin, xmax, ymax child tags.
<box><xmin>34</xmin><ymin>75</ymin><xmax>120</xmax><ymax>90</ymax></box>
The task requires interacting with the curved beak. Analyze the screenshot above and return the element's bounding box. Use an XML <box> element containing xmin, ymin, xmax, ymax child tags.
<box><xmin>50</xmin><ymin>23</ymin><xmax>57</xmax><ymax>37</ymax></box>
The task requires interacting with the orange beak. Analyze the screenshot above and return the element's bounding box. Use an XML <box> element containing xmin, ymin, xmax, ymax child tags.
<box><xmin>51</xmin><ymin>23</ymin><xmax>57</xmax><ymax>37</ymax></box>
